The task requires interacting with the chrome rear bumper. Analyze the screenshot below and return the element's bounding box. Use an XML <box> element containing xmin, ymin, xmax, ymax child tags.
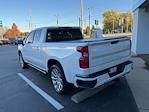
<box><xmin>74</xmin><ymin>61</ymin><xmax>133</xmax><ymax>88</ymax></box>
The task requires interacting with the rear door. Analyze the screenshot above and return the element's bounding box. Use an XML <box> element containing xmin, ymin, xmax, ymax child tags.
<box><xmin>31</xmin><ymin>29</ymin><xmax>43</xmax><ymax>69</ymax></box>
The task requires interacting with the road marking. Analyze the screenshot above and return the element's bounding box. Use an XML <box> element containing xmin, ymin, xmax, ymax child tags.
<box><xmin>71</xmin><ymin>82</ymin><xmax>114</xmax><ymax>103</ymax></box>
<box><xmin>18</xmin><ymin>73</ymin><xmax>64</xmax><ymax>110</ymax></box>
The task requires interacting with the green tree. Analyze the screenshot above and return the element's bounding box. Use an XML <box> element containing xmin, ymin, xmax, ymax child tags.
<box><xmin>85</xmin><ymin>26</ymin><xmax>92</xmax><ymax>37</ymax></box>
<box><xmin>103</xmin><ymin>10</ymin><xmax>120</xmax><ymax>33</ymax></box>
<box><xmin>120</xmin><ymin>12</ymin><xmax>134</xmax><ymax>32</ymax></box>
<box><xmin>103</xmin><ymin>10</ymin><xmax>134</xmax><ymax>34</ymax></box>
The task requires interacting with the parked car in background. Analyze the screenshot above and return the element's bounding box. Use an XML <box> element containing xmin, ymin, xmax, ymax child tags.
<box><xmin>9</xmin><ymin>38</ymin><xmax>17</xmax><ymax>45</ymax></box>
<box><xmin>0</xmin><ymin>40</ymin><xmax>3</xmax><ymax>46</ymax></box>
<box><xmin>18</xmin><ymin>27</ymin><xmax>133</xmax><ymax>94</ymax></box>
<box><xmin>114</xmin><ymin>29</ymin><xmax>121</xmax><ymax>33</ymax></box>
<box><xmin>17</xmin><ymin>37</ymin><xmax>25</xmax><ymax>45</ymax></box>
<box><xmin>1</xmin><ymin>39</ymin><xmax>11</xmax><ymax>45</ymax></box>
<box><xmin>92</xmin><ymin>29</ymin><xmax>103</xmax><ymax>39</ymax></box>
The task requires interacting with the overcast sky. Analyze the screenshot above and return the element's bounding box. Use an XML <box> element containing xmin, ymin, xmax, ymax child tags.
<box><xmin>0</xmin><ymin>0</ymin><xmax>134</xmax><ymax>31</ymax></box>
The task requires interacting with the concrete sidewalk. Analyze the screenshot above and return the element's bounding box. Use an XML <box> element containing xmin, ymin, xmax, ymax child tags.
<box><xmin>126</xmin><ymin>57</ymin><xmax>149</xmax><ymax>112</ymax></box>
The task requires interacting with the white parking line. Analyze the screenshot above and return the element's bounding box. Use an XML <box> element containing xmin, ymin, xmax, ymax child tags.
<box><xmin>18</xmin><ymin>73</ymin><xmax>64</xmax><ymax>110</ymax></box>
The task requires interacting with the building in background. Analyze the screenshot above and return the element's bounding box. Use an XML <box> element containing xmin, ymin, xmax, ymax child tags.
<box><xmin>132</xmin><ymin>0</ymin><xmax>149</xmax><ymax>66</ymax></box>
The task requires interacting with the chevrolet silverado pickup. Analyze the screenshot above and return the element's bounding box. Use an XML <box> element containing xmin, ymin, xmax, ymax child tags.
<box><xmin>18</xmin><ymin>27</ymin><xmax>133</xmax><ymax>94</ymax></box>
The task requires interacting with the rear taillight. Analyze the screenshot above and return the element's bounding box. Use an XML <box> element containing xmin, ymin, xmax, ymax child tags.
<box><xmin>77</xmin><ymin>46</ymin><xmax>89</xmax><ymax>68</ymax></box>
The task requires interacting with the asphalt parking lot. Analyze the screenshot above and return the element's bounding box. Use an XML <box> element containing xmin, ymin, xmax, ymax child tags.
<box><xmin>0</xmin><ymin>45</ymin><xmax>139</xmax><ymax>112</ymax></box>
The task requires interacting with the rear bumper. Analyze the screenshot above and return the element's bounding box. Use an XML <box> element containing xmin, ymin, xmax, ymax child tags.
<box><xmin>74</xmin><ymin>61</ymin><xmax>133</xmax><ymax>88</ymax></box>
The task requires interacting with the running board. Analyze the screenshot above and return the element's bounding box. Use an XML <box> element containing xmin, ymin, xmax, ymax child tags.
<box><xmin>28</xmin><ymin>63</ymin><xmax>47</xmax><ymax>74</ymax></box>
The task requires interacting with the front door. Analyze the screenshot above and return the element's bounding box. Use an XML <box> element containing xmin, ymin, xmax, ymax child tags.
<box><xmin>22</xmin><ymin>31</ymin><xmax>34</xmax><ymax>63</ymax></box>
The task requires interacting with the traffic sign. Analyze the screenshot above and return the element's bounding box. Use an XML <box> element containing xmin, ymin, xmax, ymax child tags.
<box><xmin>0</xmin><ymin>20</ymin><xmax>2</xmax><ymax>25</ymax></box>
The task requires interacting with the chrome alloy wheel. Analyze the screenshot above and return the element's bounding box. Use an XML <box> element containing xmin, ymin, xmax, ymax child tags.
<box><xmin>51</xmin><ymin>67</ymin><xmax>63</xmax><ymax>92</ymax></box>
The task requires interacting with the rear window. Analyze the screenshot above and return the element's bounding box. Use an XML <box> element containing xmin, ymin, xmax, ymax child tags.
<box><xmin>46</xmin><ymin>28</ymin><xmax>83</xmax><ymax>42</ymax></box>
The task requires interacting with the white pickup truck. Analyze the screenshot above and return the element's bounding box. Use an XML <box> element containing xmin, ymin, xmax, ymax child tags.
<box><xmin>18</xmin><ymin>27</ymin><xmax>133</xmax><ymax>94</ymax></box>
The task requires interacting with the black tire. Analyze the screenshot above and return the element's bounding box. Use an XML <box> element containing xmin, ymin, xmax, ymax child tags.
<box><xmin>49</xmin><ymin>64</ymin><xmax>69</xmax><ymax>94</ymax></box>
<box><xmin>19</xmin><ymin>53</ymin><xmax>28</xmax><ymax>69</ymax></box>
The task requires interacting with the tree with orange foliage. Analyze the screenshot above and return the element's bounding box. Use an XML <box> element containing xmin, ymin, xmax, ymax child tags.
<box><xmin>4</xmin><ymin>23</ymin><xmax>20</xmax><ymax>38</ymax></box>
<box><xmin>20</xmin><ymin>32</ymin><xmax>29</xmax><ymax>37</ymax></box>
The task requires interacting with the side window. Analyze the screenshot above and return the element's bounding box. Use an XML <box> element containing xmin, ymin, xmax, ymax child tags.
<box><xmin>33</xmin><ymin>30</ymin><xmax>42</xmax><ymax>43</ymax></box>
<box><xmin>26</xmin><ymin>32</ymin><xmax>34</xmax><ymax>43</ymax></box>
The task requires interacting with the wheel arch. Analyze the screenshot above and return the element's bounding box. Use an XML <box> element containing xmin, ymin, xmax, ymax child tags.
<box><xmin>47</xmin><ymin>59</ymin><xmax>64</xmax><ymax>72</ymax></box>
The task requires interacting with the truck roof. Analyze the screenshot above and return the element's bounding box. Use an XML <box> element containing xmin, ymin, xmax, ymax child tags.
<box><xmin>33</xmin><ymin>26</ymin><xmax>81</xmax><ymax>31</ymax></box>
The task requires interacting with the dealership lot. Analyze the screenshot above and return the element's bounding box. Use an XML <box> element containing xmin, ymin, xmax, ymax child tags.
<box><xmin>0</xmin><ymin>46</ymin><xmax>139</xmax><ymax>112</ymax></box>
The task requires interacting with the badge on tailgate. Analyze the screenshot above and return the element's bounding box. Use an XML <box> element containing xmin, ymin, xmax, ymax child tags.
<box><xmin>109</xmin><ymin>67</ymin><xmax>117</xmax><ymax>74</ymax></box>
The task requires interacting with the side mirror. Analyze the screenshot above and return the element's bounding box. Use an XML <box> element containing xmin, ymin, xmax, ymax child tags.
<box><xmin>18</xmin><ymin>40</ymin><xmax>24</xmax><ymax>45</ymax></box>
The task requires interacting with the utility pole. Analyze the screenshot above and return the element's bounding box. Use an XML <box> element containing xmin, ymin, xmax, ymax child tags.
<box><xmin>79</xmin><ymin>17</ymin><xmax>81</xmax><ymax>27</ymax></box>
<box><xmin>0</xmin><ymin>20</ymin><xmax>2</xmax><ymax>27</ymax></box>
<box><xmin>112</xmin><ymin>19</ymin><xmax>115</xmax><ymax>34</ymax></box>
<box><xmin>55</xmin><ymin>15</ymin><xmax>59</xmax><ymax>26</ymax></box>
<box><xmin>84</xmin><ymin>18</ymin><xmax>86</xmax><ymax>29</ymax></box>
<box><xmin>121</xmin><ymin>18</ymin><xmax>124</xmax><ymax>33</ymax></box>
<box><xmin>80</xmin><ymin>0</ymin><xmax>84</xmax><ymax>33</ymax></box>
<box><xmin>88</xmin><ymin>8</ymin><xmax>91</xmax><ymax>29</ymax></box>
<box><xmin>126</xmin><ymin>17</ymin><xmax>129</xmax><ymax>32</ymax></box>
<box><xmin>95</xmin><ymin>20</ymin><xmax>99</xmax><ymax>29</ymax></box>
<box><xmin>28</xmin><ymin>10</ymin><xmax>33</xmax><ymax>32</ymax></box>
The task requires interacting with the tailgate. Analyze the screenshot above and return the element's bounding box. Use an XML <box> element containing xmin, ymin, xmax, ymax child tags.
<box><xmin>88</xmin><ymin>37</ymin><xmax>131</xmax><ymax>68</ymax></box>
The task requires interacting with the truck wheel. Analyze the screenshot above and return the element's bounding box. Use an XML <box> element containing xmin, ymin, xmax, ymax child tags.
<box><xmin>50</xmin><ymin>64</ymin><xmax>69</xmax><ymax>94</ymax></box>
<box><xmin>19</xmin><ymin>53</ymin><xmax>27</xmax><ymax>69</ymax></box>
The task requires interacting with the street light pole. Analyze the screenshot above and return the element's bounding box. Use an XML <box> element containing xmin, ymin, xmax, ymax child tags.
<box><xmin>80</xmin><ymin>0</ymin><xmax>84</xmax><ymax>33</ymax></box>
<box><xmin>88</xmin><ymin>8</ymin><xmax>91</xmax><ymax>29</ymax></box>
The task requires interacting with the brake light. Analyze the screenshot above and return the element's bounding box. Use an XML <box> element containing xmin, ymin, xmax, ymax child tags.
<box><xmin>77</xmin><ymin>46</ymin><xmax>89</xmax><ymax>68</ymax></box>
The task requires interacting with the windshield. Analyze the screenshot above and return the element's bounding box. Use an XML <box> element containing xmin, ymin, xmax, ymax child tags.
<box><xmin>46</xmin><ymin>28</ymin><xmax>83</xmax><ymax>42</ymax></box>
